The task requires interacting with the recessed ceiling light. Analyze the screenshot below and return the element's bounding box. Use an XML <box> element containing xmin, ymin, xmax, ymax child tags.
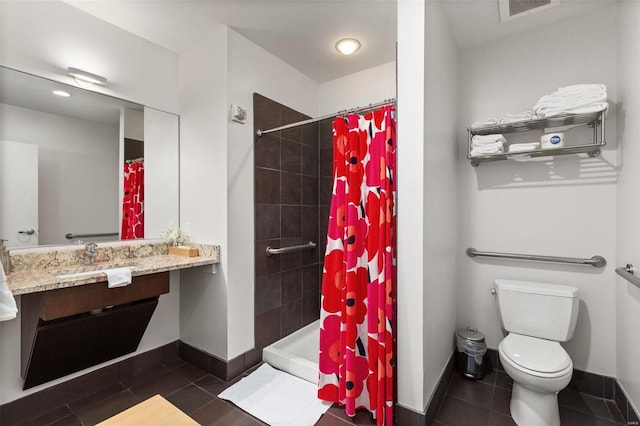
<box><xmin>52</xmin><ymin>90</ymin><xmax>71</xmax><ymax>97</ymax></box>
<box><xmin>335</xmin><ymin>38</ymin><xmax>361</xmax><ymax>55</ymax></box>
<box><xmin>67</xmin><ymin>67</ymin><xmax>107</xmax><ymax>87</ymax></box>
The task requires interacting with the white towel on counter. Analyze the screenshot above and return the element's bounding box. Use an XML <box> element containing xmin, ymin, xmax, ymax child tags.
<box><xmin>105</xmin><ymin>267</ymin><xmax>132</xmax><ymax>288</ymax></box>
<box><xmin>508</xmin><ymin>142</ymin><xmax>540</xmax><ymax>153</ymax></box>
<box><xmin>0</xmin><ymin>262</ymin><xmax>17</xmax><ymax>321</ymax></box>
<box><xmin>472</xmin><ymin>134</ymin><xmax>507</xmax><ymax>145</ymax></box>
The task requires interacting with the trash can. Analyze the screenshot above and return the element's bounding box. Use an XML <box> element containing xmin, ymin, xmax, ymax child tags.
<box><xmin>455</xmin><ymin>327</ymin><xmax>487</xmax><ymax>380</ymax></box>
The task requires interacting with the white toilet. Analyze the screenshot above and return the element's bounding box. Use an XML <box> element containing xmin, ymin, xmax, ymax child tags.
<box><xmin>494</xmin><ymin>279</ymin><xmax>579</xmax><ymax>426</ymax></box>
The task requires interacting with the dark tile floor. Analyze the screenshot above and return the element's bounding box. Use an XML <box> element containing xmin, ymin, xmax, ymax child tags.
<box><xmin>9</xmin><ymin>354</ymin><xmax>626</xmax><ymax>426</ymax></box>
<box><xmin>15</xmin><ymin>357</ymin><xmax>377</xmax><ymax>426</ymax></box>
<box><xmin>432</xmin><ymin>367</ymin><xmax>627</xmax><ymax>426</ymax></box>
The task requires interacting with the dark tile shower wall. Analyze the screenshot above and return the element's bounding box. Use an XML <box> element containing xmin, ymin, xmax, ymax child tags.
<box><xmin>253</xmin><ymin>93</ymin><xmax>329</xmax><ymax>350</ymax></box>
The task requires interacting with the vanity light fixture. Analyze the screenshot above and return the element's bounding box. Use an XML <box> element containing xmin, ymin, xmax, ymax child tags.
<box><xmin>67</xmin><ymin>67</ymin><xmax>107</xmax><ymax>87</ymax></box>
<box><xmin>52</xmin><ymin>90</ymin><xmax>71</xmax><ymax>97</ymax></box>
<box><xmin>335</xmin><ymin>38</ymin><xmax>361</xmax><ymax>55</ymax></box>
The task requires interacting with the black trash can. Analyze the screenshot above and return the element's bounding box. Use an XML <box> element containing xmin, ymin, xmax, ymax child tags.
<box><xmin>455</xmin><ymin>327</ymin><xmax>487</xmax><ymax>380</ymax></box>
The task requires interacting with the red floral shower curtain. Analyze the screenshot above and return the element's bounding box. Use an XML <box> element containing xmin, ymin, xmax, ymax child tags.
<box><xmin>121</xmin><ymin>160</ymin><xmax>144</xmax><ymax>239</ymax></box>
<box><xmin>318</xmin><ymin>105</ymin><xmax>397</xmax><ymax>425</ymax></box>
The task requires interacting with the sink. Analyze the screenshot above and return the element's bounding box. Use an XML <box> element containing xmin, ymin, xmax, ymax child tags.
<box><xmin>53</xmin><ymin>264</ymin><xmax>140</xmax><ymax>279</ymax></box>
<box><xmin>50</xmin><ymin>262</ymin><xmax>140</xmax><ymax>276</ymax></box>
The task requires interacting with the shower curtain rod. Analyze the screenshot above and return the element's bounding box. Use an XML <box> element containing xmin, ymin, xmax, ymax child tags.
<box><xmin>256</xmin><ymin>98</ymin><xmax>396</xmax><ymax>137</ymax></box>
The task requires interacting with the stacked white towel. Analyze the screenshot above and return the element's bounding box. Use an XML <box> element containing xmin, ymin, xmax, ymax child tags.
<box><xmin>471</xmin><ymin>118</ymin><xmax>498</xmax><ymax>129</ymax></box>
<box><xmin>471</xmin><ymin>134</ymin><xmax>506</xmax><ymax>156</ymax></box>
<box><xmin>498</xmin><ymin>111</ymin><xmax>534</xmax><ymax>124</ymax></box>
<box><xmin>0</xmin><ymin>261</ymin><xmax>17</xmax><ymax>321</ymax></box>
<box><xmin>508</xmin><ymin>142</ymin><xmax>540</xmax><ymax>153</ymax></box>
<box><xmin>533</xmin><ymin>84</ymin><xmax>608</xmax><ymax>117</ymax></box>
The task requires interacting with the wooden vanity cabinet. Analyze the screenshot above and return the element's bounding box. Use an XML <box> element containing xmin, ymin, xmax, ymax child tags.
<box><xmin>20</xmin><ymin>272</ymin><xmax>170</xmax><ymax>390</ymax></box>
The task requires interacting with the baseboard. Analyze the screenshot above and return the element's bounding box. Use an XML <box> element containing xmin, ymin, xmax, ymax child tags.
<box><xmin>178</xmin><ymin>341</ymin><xmax>262</xmax><ymax>382</ymax></box>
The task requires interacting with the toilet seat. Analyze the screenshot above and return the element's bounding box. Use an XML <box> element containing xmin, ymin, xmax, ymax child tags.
<box><xmin>500</xmin><ymin>334</ymin><xmax>572</xmax><ymax>376</ymax></box>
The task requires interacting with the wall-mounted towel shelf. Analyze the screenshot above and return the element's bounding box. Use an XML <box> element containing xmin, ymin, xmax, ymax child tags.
<box><xmin>266</xmin><ymin>241</ymin><xmax>317</xmax><ymax>256</ymax></box>
<box><xmin>466</xmin><ymin>247</ymin><xmax>607</xmax><ymax>268</ymax></box>
<box><xmin>615</xmin><ymin>264</ymin><xmax>640</xmax><ymax>288</ymax></box>
<box><xmin>467</xmin><ymin>110</ymin><xmax>606</xmax><ymax>167</ymax></box>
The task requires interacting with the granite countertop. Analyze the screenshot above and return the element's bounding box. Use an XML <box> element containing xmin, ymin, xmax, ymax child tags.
<box><xmin>6</xmin><ymin>242</ymin><xmax>220</xmax><ymax>295</ymax></box>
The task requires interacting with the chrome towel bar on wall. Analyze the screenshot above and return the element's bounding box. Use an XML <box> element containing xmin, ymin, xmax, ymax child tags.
<box><xmin>65</xmin><ymin>232</ymin><xmax>118</xmax><ymax>240</ymax></box>
<box><xmin>266</xmin><ymin>241</ymin><xmax>317</xmax><ymax>256</ymax></box>
<box><xmin>466</xmin><ymin>247</ymin><xmax>607</xmax><ymax>268</ymax></box>
<box><xmin>615</xmin><ymin>264</ymin><xmax>640</xmax><ymax>288</ymax></box>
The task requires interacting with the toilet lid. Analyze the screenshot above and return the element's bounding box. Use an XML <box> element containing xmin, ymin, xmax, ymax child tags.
<box><xmin>501</xmin><ymin>334</ymin><xmax>571</xmax><ymax>374</ymax></box>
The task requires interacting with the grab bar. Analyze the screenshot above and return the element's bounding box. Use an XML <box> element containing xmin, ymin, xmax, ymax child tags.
<box><xmin>266</xmin><ymin>241</ymin><xmax>317</xmax><ymax>256</ymax></box>
<box><xmin>65</xmin><ymin>232</ymin><xmax>118</xmax><ymax>240</ymax></box>
<box><xmin>466</xmin><ymin>247</ymin><xmax>607</xmax><ymax>268</ymax></box>
<box><xmin>615</xmin><ymin>264</ymin><xmax>640</xmax><ymax>288</ymax></box>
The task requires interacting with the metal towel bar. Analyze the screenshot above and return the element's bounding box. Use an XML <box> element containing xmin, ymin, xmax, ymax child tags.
<box><xmin>615</xmin><ymin>264</ymin><xmax>640</xmax><ymax>288</ymax></box>
<box><xmin>65</xmin><ymin>232</ymin><xmax>118</xmax><ymax>240</ymax></box>
<box><xmin>266</xmin><ymin>241</ymin><xmax>317</xmax><ymax>256</ymax></box>
<box><xmin>466</xmin><ymin>247</ymin><xmax>607</xmax><ymax>268</ymax></box>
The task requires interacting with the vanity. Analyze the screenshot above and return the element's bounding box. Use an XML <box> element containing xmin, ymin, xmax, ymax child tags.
<box><xmin>6</xmin><ymin>242</ymin><xmax>220</xmax><ymax>390</ymax></box>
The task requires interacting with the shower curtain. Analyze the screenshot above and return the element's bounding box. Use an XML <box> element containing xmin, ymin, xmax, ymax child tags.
<box><xmin>318</xmin><ymin>105</ymin><xmax>397</xmax><ymax>425</ymax></box>
<box><xmin>121</xmin><ymin>160</ymin><xmax>144</xmax><ymax>239</ymax></box>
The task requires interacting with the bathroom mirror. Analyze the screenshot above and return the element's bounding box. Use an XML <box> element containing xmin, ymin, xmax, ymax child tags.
<box><xmin>0</xmin><ymin>66</ymin><xmax>179</xmax><ymax>249</ymax></box>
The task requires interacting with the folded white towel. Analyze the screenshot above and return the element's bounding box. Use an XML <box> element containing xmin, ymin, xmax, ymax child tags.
<box><xmin>471</xmin><ymin>118</ymin><xmax>498</xmax><ymax>129</ymax></box>
<box><xmin>534</xmin><ymin>83</ymin><xmax>608</xmax><ymax>117</ymax></box>
<box><xmin>471</xmin><ymin>144</ymin><xmax>503</xmax><ymax>156</ymax></box>
<box><xmin>535</xmin><ymin>91</ymin><xmax>607</xmax><ymax>108</ymax></box>
<box><xmin>536</xmin><ymin>101</ymin><xmax>609</xmax><ymax>118</ymax></box>
<box><xmin>508</xmin><ymin>142</ymin><xmax>540</xmax><ymax>153</ymax></box>
<box><xmin>0</xmin><ymin>262</ymin><xmax>17</xmax><ymax>321</ymax></box>
<box><xmin>498</xmin><ymin>111</ymin><xmax>534</xmax><ymax>125</ymax></box>
<box><xmin>105</xmin><ymin>267</ymin><xmax>132</xmax><ymax>288</ymax></box>
<box><xmin>472</xmin><ymin>134</ymin><xmax>507</xmax><ymax>145</ymax></box>
<box><xmin>556</xmin><ymin>84</ymin><xmax>607</xmax><ymax>95</ymax></box>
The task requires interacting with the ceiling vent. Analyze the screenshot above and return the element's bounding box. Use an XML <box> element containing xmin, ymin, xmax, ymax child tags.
<box><xmin>498</xmin><ymin>0</ymin><xmax>561</xmax><ymax>22</ymax></box>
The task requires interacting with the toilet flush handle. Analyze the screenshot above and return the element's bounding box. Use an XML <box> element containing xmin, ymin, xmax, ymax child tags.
<box><xmin>490</xmin><ymin>288</ymin><xmax>496</xmax><ymax>296</ymax></box>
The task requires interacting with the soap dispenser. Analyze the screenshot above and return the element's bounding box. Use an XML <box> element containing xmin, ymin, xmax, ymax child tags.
<box><xmin>0</xmin><ymin>239</ymin><xmax>10</xmax><ymax>273</ymax></box>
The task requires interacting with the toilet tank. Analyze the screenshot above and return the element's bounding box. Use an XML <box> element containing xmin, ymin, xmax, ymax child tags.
<box><xmin>494</xmin><ymin>279</ymin><xmax>579</xmax><ymax>342</ymax></box>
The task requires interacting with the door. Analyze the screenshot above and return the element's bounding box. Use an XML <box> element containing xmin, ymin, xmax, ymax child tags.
<box><xmin>1</xmin><ymin>140</ymin><xmax>38</xmax><ymax>247</ymax></box>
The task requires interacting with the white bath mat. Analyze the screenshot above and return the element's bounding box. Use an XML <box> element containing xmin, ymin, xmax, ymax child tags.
<box><xmin>218</xmin><ymin>363</ymin><xmax>331</xmax><ymax>426</ymax></box>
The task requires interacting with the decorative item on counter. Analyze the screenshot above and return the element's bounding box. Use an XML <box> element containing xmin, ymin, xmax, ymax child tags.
<box><xmin>161</xmin><ymin>227</ymin><xmax>198</xmax><ymax>257</ymax></box>
<box><xmin>160</xmin><ymin>227</ymin><xmax>189</xmax><ymax>246</ymax></box>
<box><xmin>168</xmin><ymin>245</ymin><xmax>199</xmax><ymax>257</ymax></box>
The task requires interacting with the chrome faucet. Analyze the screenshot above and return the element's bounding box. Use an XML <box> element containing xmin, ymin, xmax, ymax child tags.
<box><xmin>84</xmin><ymin>242</ymin><xmax>98</xmax><ymax>265</ymax></box>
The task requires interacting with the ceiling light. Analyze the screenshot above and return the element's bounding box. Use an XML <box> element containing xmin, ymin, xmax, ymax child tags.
<box><xmin>67</xmin><ymin>67</ymin><xmax>107</xmax><ymax>87</ymax></box>
<box><xmin>52</xmin><ymin>90</ymin><xmax>71</xmax><ymax>97</ymax></box>
<box><xmin>335</xmin><ymin>38</ymin><xmax>361</xmax><ymax>55</ymax></box>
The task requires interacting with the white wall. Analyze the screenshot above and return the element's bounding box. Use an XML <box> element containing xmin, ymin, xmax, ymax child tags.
<box><xmin>396</xmin><ymin>0</ymin><xmax>426</xmax><ymax>413</ymax></box>
<box><xmin>0</xmin><ymin>0</ymin><xmax>181</xmax><ymax>404</ymax></box>
<box><xmin>317</xmin><ymin>61</ymin><xmax>396</xmax><ymax>116</ymax></box>
<box><xmin>179</xmin><ymin>27</ymin><xmax>319</xmax><ymax>360</ymax></box>
<box><xmin>423</xmin><ymin>0</ymin><xmax>459</xmax><ymax>411</ymax></box>
<box><xmin>0</xmin><ymin>1</ymin><xmax>179</xmax><ymax>113</ymax></box>
<box><xmin>178</xmin><ymin>26</ymin><xmax>230</xmax><ymax>359</ymax></box>
<box><xmin>458</xmin><ymin>6</ymin><xmax>618</xmax><ymax>376</ymax></box>
<box><xmin>226</xmin><ymin>29</ymin><xmax>317</xmax><ymax>358</ymax></box>
<box><xmin>1</xmin><ymin>104</ymin><xmax>119</xmax><ymax>246</ymax></box>
<box><xmin>616</xmin><ymin>0</ymin><xmax>640</xmax><ymax>413</ymax></box>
